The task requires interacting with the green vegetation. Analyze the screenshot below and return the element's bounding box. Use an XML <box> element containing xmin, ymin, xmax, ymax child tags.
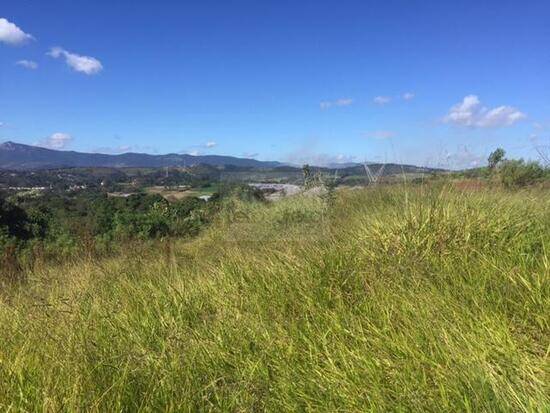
<box><xmin>0</xmin><ymin>192</ymin><xmax>213</xmax><ymax>277</ymax></box>
<box><xmin>499</xmin><ymin>159</ymin><xmax>546</xmax><ymax>188</ymax></box>
<box><xmin>448</xmin><ymin>149</ymin><xmax>550</xmax><ymax>189</ymax></box>
<box><xmin>0</xmin><ymin>183</ymin><xmax>269</xmax><ymax>279</ymax></box>
<box><xmin>1</xmin><ymin>184</ymin><xmax>548</xmax><ymax>411</ymax></box>
<box><xmin>488</xmin><ymin>147</ymin><xmax>506</xmax><ymax>170</ymax></box>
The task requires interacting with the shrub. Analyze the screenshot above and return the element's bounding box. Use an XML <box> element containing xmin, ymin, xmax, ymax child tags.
<box><xmin>498</xmin><ymin>159</ymin><xmax>545</xmax><ymax>187</ymax></box>
<box><xmin>211</xmin><ymin>183</ymin><xmax>265</xmax><ymax>202</ymax></box>
<box><xmin>44</xmin><ymin>230</ymin><xmax>78</xmax><ymax>258</ymax></box>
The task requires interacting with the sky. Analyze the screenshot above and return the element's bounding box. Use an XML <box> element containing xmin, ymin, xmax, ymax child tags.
<box><xmin>1</xmin><ymin>0</ymin><xmax>549</xmax><ymax>168</ymax></box>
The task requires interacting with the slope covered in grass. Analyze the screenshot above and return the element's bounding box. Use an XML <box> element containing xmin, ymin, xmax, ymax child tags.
<box><xmin>1</xmin><ymin>186</ymin><xmax>549</xmax><ymax>411</ymax></box>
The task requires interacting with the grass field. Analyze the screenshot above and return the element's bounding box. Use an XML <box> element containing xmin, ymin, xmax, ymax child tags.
<box><xmin>1</xmin><ymin>185</ymin><xmax>548</xmax><ymax>411</ymax></box>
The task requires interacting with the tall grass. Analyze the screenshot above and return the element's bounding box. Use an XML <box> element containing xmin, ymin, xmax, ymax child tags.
<box><xmin>1</xmin><ymin>185</ymin><xmax>548</xmax><ymax>411</ymax></box>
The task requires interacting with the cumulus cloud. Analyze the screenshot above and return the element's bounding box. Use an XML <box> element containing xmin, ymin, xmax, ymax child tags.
<box><xmin>402</xmin><ymin>92</ymin><xmax>415</xmax><ymax>101</ymax></box>
<box><xmin>16</xmin><ymin>59</ymin><xmax>38</xmax><ymax>69</ymax></box>
<box><xmin>373</xmin><ymin>96</ymin><xmax>391</xmax><ymax>105</ymax></box>
<box><xmin>48</xmin><ymin>47</ymin><xmax>103</xmax><ymax>75</ymax></box>
<box><xmin>0</xmin><ymin>18</ymin><xmax>34</xmax><ymax>45</ymax></box>
<box><xmin>205</xmin><ymin>141</ymin><xmax>217</xmax><ymax>148</ymax></box>
<box><xmin>320</xmin><ymin>98</ymin><xmax>354</xmax><ymax>109</ymax></box>
<box><xmin>364</xmin><ymin>130</ymin><xmax>396</xmax><ymax>139</ymax></box>
<box><xmin>444</xmin><ymin>95</ymin><xmax>526</xmax><ymax>128</ymax></box>
<box><xmin>37</xmin><ymin>132</ymin><xmax>73</xmax><ymax>150</ymax></box>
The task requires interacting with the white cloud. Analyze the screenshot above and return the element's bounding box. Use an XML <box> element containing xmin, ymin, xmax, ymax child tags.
<box><xmin>183</xmin><ymin>140</ymin><xmax>219</xmax><ymax>155</ymax></box>
<box><xmin>320</xmin><ymin>153</ymin><xmax>356</xmax><ymax>166</ymax></box>
<box><xmin>92</xmin><ymin>144</ymin><xmax>157</xmax><ymax>154</ymax></box>
<box><xmin>373</xmin><ymin>96</ymin><xmax>391</xmax><ymax>105</ymax></box>
<box><xmin>444</xmin><ymin>95</ymin><xmax>526</xmax><ymax>128</ymax></box>
<box><xmin>48</xmin><ymin>47</ymin><xmax>103</xmax><ymax>75</ymax></box>
<box><xmin>0</xmin><ymin>122</ymin><xmax>4</xmax><ymax>128</ymax></box>
<box><xmin>335</xmin><ymin>98</ymin><xmax>353</xmax><ymax>106</ymax></box>
<box><xmin>290</xmin><ymin>153</ymin><xmax>356</xmax><ymax>166</ymax></box>
<box><xmin>364</xmin><ymin>130</ymin><xmax>396</xmax><ymax>139</ymax></box>
<box><xmin>331</xmin><ymin>153</ymin><xmax>356</xmax><ymax>164</ymax></box>
<box><xmin>402</xmin><ymin>92</ymin><xmax>415</xmax><ymax>101</ymax></box>
<box><xmin>443</xmin><ymin>146</ymin><xmax>485</xmax><ymax>169</ymax></box>
<box><xmin>92</xmin><ymin>145</ymin><xmax>132</xmax><ymax>154</ymax></box>
<box><xmin>0</xmin><ymin>18</ymin><xmax>34</xmax><ymax>46</ymax></box>
<box><xmin>480</xmin><ymin>106</ymin><xmax>526</xmax><ymax>127</ymax></box>
<box><xmin>285</xmin><ymin>150</ymin><xmax>356</xmax><ymax>167</ymax></box>
<box><xmin>242</xmin><ymin>152</ymin><xmax>259</xmax><ymax>158</ymax></box>
<box><xmin>16</xmin><ymin>59</ymin><xmax>38</xmax><ymax>69</ymax></box>
<box><xmin>37</xmin><ymin>133</ymin><xmax>73</xmax><ymax>150</ymax></box>
<box><xmin>284</xmin><ymin>139</ymin><xmax>358</xmax><ymax>166</ymax></box>
<box><xmin>320</xmin><ymin>98</ymin><xmax>354</xmax><ymax>109</ymax></box>
<box><xmin>113</xmin><ymin>145</ymin><xmax>132</xmax><ymax>153</ymax></box>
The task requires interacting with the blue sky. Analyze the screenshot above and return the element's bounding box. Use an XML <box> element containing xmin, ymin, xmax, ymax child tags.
<box><xmin>1</xmin><ymin>0</ymin><xmax>549</xmax><ymax>167</ymax></box>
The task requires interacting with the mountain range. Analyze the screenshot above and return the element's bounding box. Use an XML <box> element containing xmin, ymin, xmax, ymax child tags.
<box><xmin>0</xmin><ymin>141</ymin><xmax>283</xmax><ymax>170</ymax></box>
<box><xmin>0</xmin><ymin>141</ymin><xmax>443</xmax><ymax>175</ymax></box>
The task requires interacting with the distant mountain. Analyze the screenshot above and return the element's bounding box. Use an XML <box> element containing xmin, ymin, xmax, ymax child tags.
<box><xmin>0</xmin><ymin>141</ymin><xmax>445</xmax><ymax>174</ymax></box>
<box><xmin>323</xmin><ymin>162</ymin><xmax>362</xmax><ymax>169</ymax></box>
<box><xmin>334</xmin><ymin>163</ymin><xmax>444</xmax><ymax>175</ymax></box>
<box><xmin>0</xmin><ymin>142</ymin><xmax>283</xmax><ymax>170</ymax></box>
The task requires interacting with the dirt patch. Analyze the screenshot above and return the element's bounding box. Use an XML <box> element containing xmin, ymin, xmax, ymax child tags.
<box><xmin>453</xmin><ymin>179</ymin><xmax>487</xmax><ymax>191</ymax></box>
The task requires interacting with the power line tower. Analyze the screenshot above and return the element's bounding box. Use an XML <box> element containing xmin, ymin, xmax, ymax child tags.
<box><xmin>363</xmin><ymin>162</ymin><xmax>385</xmax><ymax>185</ymax></box>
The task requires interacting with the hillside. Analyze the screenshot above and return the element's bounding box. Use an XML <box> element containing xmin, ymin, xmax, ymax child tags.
<box><xmin>1</xmin><ymin>186</ymin><xmax>548</xmax><ymax>411</ymax></box>
<box><xmin>0</xmin><ymin>141</ymin><xmax>282</xmax><ymax>170</ymax></box>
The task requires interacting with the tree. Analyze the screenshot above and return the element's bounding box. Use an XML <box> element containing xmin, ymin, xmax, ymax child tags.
<box><xmin>488</xmin><ymin>148</ymin><xmax>505</xmax><ymax>169</ymax></box>
<box><xmin>0</xmin><ymin>196</ymin><xmax>31</xmax><ymax>239</ymax></box>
